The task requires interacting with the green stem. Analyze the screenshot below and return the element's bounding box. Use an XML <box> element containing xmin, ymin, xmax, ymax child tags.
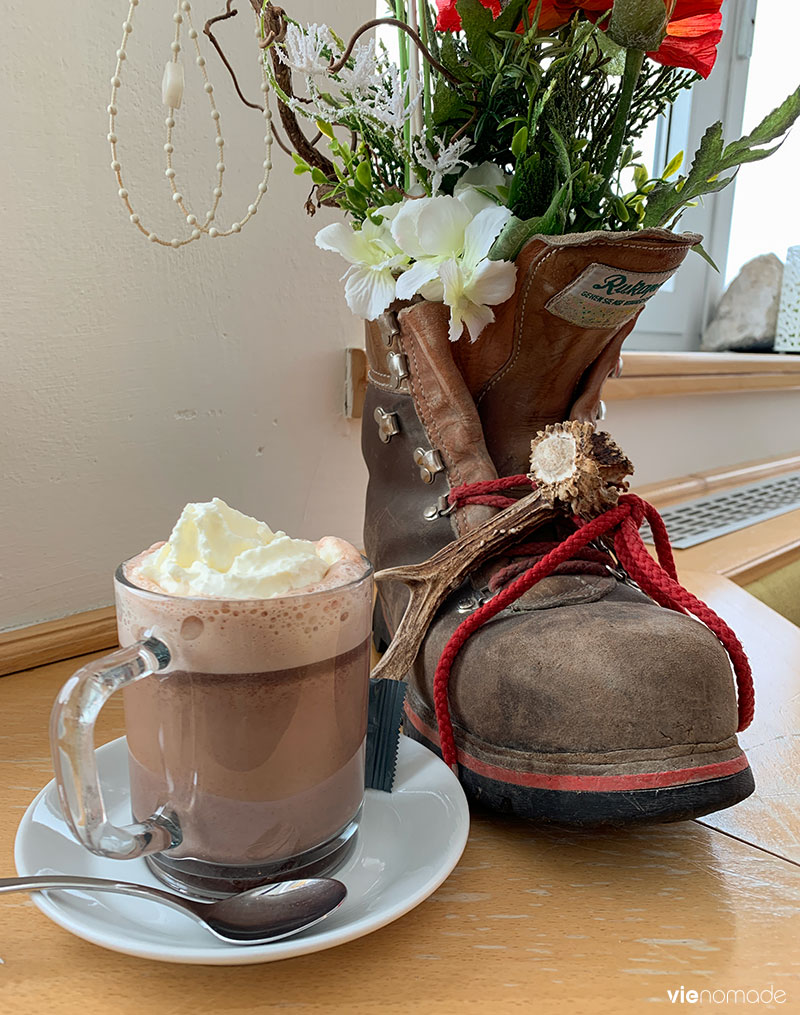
<box><xmin>419</xmin><ymin>1</ymin><xmax>433</xmax><ymax>133</ymax></box>
<box><xmin>598</xmin><ymin>47</ymin><xmax>645</xmax><ymax>197</ymax></box>
<box><xmin>394</xmin><ymin>0</ymin><xmax>411</xmax><ymax>189</ymax></box>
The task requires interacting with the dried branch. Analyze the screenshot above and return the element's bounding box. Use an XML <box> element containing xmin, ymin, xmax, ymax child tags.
<box><xmin>329</xmin><ymin>17</ymin><xmax>463</xmax><ymax>88</ymax></box>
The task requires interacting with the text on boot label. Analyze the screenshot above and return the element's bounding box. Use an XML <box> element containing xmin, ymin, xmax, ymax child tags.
<box><xmin>545</xmin><ymin>262</ymin><xmax>678</xmax><ymax>328</ymax></box>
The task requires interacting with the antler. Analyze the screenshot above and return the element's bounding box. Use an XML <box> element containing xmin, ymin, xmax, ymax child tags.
<box><xmin>372</xmin><ymin>491</ymin><xmax>556</xmax><ymax>682</ymax></box>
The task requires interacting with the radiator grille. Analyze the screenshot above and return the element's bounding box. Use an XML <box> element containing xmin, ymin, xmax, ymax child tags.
<box><xmin>641</xmin><ymin>472</ymin><xmax>800</xmax><ymax>549</ymax></box>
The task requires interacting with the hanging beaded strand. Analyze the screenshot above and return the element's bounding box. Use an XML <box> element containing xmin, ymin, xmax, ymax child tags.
<box><xmin>108</xmin><ymin>0</ymin><xmax>273</xmax><ymax>248</ymax></box>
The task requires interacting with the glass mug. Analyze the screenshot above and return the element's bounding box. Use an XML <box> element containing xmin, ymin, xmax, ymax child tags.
<box><xmin>50</xmin><ymin>558</ymin><xmax>373</xmax><ymax>898</ymax></box>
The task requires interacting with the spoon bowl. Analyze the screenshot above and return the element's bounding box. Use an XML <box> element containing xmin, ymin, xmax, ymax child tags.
<box><xmin>0</xmin><ymin>875</ymin><xmax>347</xmax><ymax>945</ymax></box>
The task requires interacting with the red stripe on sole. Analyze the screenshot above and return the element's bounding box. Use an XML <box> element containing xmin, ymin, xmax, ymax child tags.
<box><xmin>404</xmin><ymin>701</ymin><xmax>749</xmax><ymax>792</ymax></box>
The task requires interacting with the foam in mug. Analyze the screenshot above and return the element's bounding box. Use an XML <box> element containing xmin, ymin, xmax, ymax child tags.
<box><xmin>117</xmin><ymin>498</ymin><xmax>373</xmax><ymax>896</ymax></box>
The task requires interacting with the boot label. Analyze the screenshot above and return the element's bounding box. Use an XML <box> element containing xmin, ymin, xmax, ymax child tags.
<box><xmin>545</xmin><ymin>262</ymin><xmax>677</xmax><ymax>328</ymax></box>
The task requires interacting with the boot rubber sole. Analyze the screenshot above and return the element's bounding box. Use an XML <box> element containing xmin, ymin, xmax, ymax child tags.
<box><xmin>404</xmin><ymin>694</ymin><xmax>755</xmax><ymax>827</ymax></box>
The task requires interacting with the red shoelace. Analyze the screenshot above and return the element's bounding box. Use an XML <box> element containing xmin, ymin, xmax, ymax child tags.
<box><xmin>434</xmin><ymin>476</ymin><xmax>755</xmax><ymax>771</ymax></box>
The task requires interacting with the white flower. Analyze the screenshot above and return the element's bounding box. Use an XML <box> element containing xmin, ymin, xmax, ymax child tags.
<box><xmin>453</xmin><ymin>162</ymin><xmax>511</xmax><ymax>214</ymax></box>
<box><xmin>315</xmin><ymin>207</ymin><xmax>409</xmax><ymax>321</ymax></box>
<box><xmin>370</xmin><ymin>65</ymin><xmax>420</xmax><ymax>132</ymax></box>
<box><xmin>392</xmin><ymin>196</ymin><xmax>516</xmax><ymax>342</ymax></box>
<box><xmin>414</xmin><ymin>137</ymin><xmax>472</xmax><ymax>196</ymax></box>
<box><xmin>280</xmin><ymin>23</ymin><xmax>339</xmax><ymax>78</ymax></box>
<box><xmin>337</xmin><ymin>39</ymin><xmax>378</xmax><ymax>96</ymax></box>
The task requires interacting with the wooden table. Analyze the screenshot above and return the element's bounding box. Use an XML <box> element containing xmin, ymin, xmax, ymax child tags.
<box><xmin>1</xmin><ymin>573</ymin><xmax>799</xmax><ymax>1015</ymax></box>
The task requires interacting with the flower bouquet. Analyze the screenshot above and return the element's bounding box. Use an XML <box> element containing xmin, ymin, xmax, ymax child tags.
<box><xmin>260</xmin><ymin>0</ymin><xmax>800</xmax><ymax>341</ymax></box>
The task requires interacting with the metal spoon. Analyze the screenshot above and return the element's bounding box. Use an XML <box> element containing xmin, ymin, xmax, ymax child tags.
<box><xmin>0</xmin><ymin>875</ymin><xmax>347</xmax><ymax>945</ymax></box>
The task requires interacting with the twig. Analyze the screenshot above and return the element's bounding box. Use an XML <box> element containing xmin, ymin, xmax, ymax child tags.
<box><xmin>329</xmin><ymin>17</ymin><xmax>462</xmax><ymax>87</ymax></box>
<box><xmin>204</xmin><ymin>2</ymin><xmax>264</xmax><ymax>112</ymax></box>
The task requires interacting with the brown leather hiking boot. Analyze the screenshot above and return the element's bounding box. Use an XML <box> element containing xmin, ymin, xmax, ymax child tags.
<box><xmin>363</xmin><ymin>228</ymin><xmax>754</xmax><ymax>826</ymax></box>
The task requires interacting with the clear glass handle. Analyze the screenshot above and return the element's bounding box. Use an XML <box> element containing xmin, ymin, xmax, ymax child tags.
<box><xmin>49</xmin><ymin>637</ymin><xmax>180</xmax><ymax>860</ymax></box>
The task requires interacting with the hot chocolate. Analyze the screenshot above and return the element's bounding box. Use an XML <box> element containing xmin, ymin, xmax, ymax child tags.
<box><xmin>115</xmin><ymin>499</ymin><xmax>372</xmax><ymax>896</ymax></box>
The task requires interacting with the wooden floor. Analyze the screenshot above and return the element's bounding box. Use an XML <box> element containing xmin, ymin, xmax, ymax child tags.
<box><xmin>0</xmin><ymin>573</ymin><xmax>798</xmax><ymax>1014</ymax></box>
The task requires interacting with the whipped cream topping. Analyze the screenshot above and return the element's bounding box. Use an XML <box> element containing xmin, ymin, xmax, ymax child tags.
<box><xmin>132</xmin><ymin>498</ymin><xmax>344</xmax><ymax>599</ymax></box>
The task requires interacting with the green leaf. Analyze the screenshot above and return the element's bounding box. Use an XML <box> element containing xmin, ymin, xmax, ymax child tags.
<box><xmin>490</xmin><ymin>175</ymin><xmax>573</xmax><ymax>261</ymax></box>
<box><xmin>511</xmin><ymin>126</ymin><xmax>529</xmax><ymax>158</ymax></box>
<box><xmin>662</xmin><ymin>150</ymin><xmax>684</xmax><ymax>178</ymax></box>
<box><xmin>633</xmin><ymin>164</ymin><xmax>648</xmax><ymax>189</ymax></box>
<box><xmin>315</xmin><ymin>119</ymin><xmax>335</xmax><ymax>140</ymax></box>
<box><xmin>724</xmin><ymin>85</ymin><xmax>800</xmax><ymax>157</ymax></box>
<box><xmin>355</xmin><ymin>161</ymin><xmax>373</xmax><ymax>190</ymax></box>
<box><xmin>691</xmin><ymin>241</ymin><xmax>720</xmax><ymax>272</ymax></box>
<box><xmin>310</xmin><ymin>167</ymin><xmax>329</xmax><ymax>186</ymax></box>
<box><xmin>493</xmin><ymin>0</ymin><xmax>527</xmax><ymax>33</ymax></box>
<box><xmin>456</xmin><ymin>0</ymin><xmax>494</xmax><ymax>68</ymax></box>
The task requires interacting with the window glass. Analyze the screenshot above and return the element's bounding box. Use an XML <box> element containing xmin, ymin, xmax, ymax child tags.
<box><xmin>725</xmin><ymin>0</ymin><xmax>800</xmax><ymax>285</ymax></box>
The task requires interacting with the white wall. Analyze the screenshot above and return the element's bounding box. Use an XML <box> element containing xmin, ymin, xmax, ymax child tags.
<box><xmin>2</xmin><ymin>2</ymin><xmax>798</xmax><ymax>633</ymax></box>
<box><xmin>1</xmin><ymin>0</ymin><xmax>372</xmax><ymax>631</ymax></box>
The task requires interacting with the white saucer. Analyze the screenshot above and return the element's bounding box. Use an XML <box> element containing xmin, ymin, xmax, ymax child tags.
<box><xmin>15</xmin><ymin>735</ymin><xmax>469</xmax><ymax>965</ymax></box>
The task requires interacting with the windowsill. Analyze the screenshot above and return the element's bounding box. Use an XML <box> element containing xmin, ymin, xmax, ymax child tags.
<box><xmin>607</xmin><ymin>351</ymin><xmax>800</xmax><ymax>401</ymax></box>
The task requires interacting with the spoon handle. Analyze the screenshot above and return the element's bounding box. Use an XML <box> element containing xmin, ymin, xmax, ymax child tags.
<box><xmin>0</xmin><ymin>875</ymin><xmax>199</xmax><ymax>912</ymax></box>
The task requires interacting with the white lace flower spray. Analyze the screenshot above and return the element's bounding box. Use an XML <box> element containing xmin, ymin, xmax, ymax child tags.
<box><xmin>280</xmin><ymin>23</ymin><xmax>339</xmax><ymax>78</ymax></box>
<box><xmin>414</xmin><ymin>136</ymin><xmax>472</xmax><ymax>196</ymax></box>
<box><xmin>392</xmin><ymin>195</ymin><xmax>516</xmax><ymax>342</ymax></box>
<box><xmin>315</xmin><ymin>206</ymin><xmax>409</xmax><ymax>321</ymax></box>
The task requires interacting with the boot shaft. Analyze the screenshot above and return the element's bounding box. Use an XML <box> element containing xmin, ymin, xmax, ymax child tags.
<box><xmin>362</xmin><ymin>229</ymin><xmax>699</xmax><ymax>569</ymax></box>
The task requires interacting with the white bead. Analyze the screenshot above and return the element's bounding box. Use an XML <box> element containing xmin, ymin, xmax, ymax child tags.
<box><xmin>111</xmin><ymin>76</ymin><xmax>121</xmax><ymax>87</ymax></box>
<box><xmin>213</xmin><ymin>187</ymin><xmax>222</xmax><ymax>198</ymax></box>
<box><xmin>165</xmin><ymin>168</ymin><xmax>176</xmax><ymax>178</ymax></box>
<box><xmin>196</xmin><ymin>56</ymin><xmax>205</xmax><ymax>67</ymax></box>
<box><xmin>216</xmin><ymin>162</ymin><xmax>225</xmax><ymax>172</ymax></box>
<box><xmin>108</xmin><ymin>132</ymin><xmax>117</xmax><ymax>143</ymax></box>
<box><xmin>209</xmin><ymin>227</ymin><xmax>219</xmax><ymax>237</ymax></box>
<box><xmin>162</xmin><ymin>60</ymin><xmax>185</xmax><ymax>109</ymax></box>
<box><xmin>206</xmin><ymin>211</ymin><xmax>215</xmax><ymax>221</ymax></box>
<box><xmin>260</xmin><ymin>81</ymin><xmax>268</xmax><ymax>92</ymax></box>
<box><xmin>165</xmin><ymin>116</ymin><xmax>175</xmax><ymax>128</ymax></box>
<box><xmin>171</xmin><ymin>42</ymin><xmax>181</xmax><ymax>53</ymax></box>
<box><xmin>131</xmin><ymin>0</ymin><xmax>139</xmax><ymax>5</ymax></box>
<box><xmin>173</xmin><ymin>12</ymin><xmax>182</xmax><ymax>22</ymax></box>
<box><xmin>118</xmin><ymin>188</ymin><xmax>128</xmax><ymax>199</ymax></box>
<box><xmin>231</xmin><ymin>222</ymin><xmax>241</xmax><ymax>233</ymax></box>
<box><xmin>188</xmin><ymin>28</ymin><xmax>198</xmax><ymax>39</ymax></box>
<box><xmin>186</xmin><ymin>214</ymin><xmax>197</xmax><ymax>225</ymax></box>
<box><xmin>149</xmin><ymin>232</ymin><xmax>158</xmax><ymax>242</ymax></box>
<box><xmin>248</xmin><ymin>204</ymin><xmax>257</xmax><ymax>215</ymax></box>
<box><xmin>264</xmin><ymin>160</ymin><xmax>272</xmax><ymax>170</ymax></box>
<box><xmin>264</xmin><ymin>107</ymin><xmax>272</xmax><ymax>119</ymax></box>
<box><xmin>130</xmin><ymin>213</ymin><xmax>140</xmax><ymax>224</ymax></box>
<box><xmin>258</xmin><ymin>182</ymin><xmax>267</xmax><ymax>193</ymax></box>
<box><xmin>111</xmin><ymin>160</ymin><xmax>121</xmax><ymax>171</ymax></box>
<box><xmin>173</xmin><ymin>192</ymin><xmax>183</xmax><ymax>202</ymax></box>
<box><xmin>171</xmin><ymin>239</ymin><xmax>180</xmax><ymax>248</ymax></box>
<box><xmin>123</xmin><ymin>21</ymin><xmax>133</xmax><ymax>33</ymax></box>
<box><xmin>211</xmin><ymin>109</ymin><xmax>220</xmax><ymax>120</ymax></box>
<box><xmin>204</xmin><ymin>82</ymin><xmax>213</xmax><ymax>93</ymax></box>
<box><xmin>164</xmin><ymin>143</ymin><xmax>174</xmax><ymax>153</ymax></box>
<box><xmin>107</xmin><ymin>104</ymin><xmax>117</xmax><ymax>115</ymax></box>
<box><xmin>216</xmin><ymin>137</ymin><xmax>224</xmax><ymax>147</ymax></box>
<box><xmin>191</xmin><ymin>228</ymin><xmax>201</xmax><ymax>239</ymax></box>
<box><xmin>117</xmin><ymin>50</ymin><xmax>126</xmax><ymax>60</ymax></box>
<box><xmin>181</xmin><ymin>1</ymin><xmax>191</xmax><ymax>11</ymax></box>
<box><xmin>264</xmin><ymin>135</ymin><xmax>271</xmax><ymax>144</ymax></box>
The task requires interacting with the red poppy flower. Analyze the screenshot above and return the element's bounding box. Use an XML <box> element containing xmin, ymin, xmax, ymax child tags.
<box><xmin>434</xmin><ymin>0</ymin><xmax>501</xmax><ymax>32</ymax></box>
<box><xmin>435</xmin><ymin>0</ymin><xmax>724</xmax><ymax>78</ymax></box>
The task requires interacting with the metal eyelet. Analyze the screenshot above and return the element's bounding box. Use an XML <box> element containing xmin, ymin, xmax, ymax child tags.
<box><xmin>595</xmin><ymin>399</ymin><xmax>607</xmax><ymax>422</ymax></box>
<box><xmin>374</xmin><ymin>407</ymin><xmax>400</xmax><ymax>444</ymax></box>
<box><xmin>387</xmin><ymin>352</ymin><xmax>409</xmax><ymax>389</ymax></box>
<box><xmin>413</xmin><ymin>447</ymin><xmax>445</xmax><ymax>484</ymax></box>
<box><xmin>612</xmin><ymin>355</ymin><xmax>624</xmax><ymax>379</ymax></box>
<box><xmin>423</xmin><ymin>495</ymin><xmax>454</xmax><ymax>521</ymax></box>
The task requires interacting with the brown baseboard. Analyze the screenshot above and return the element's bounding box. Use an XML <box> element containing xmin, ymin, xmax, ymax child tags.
<box><xmin>0</xmin><ymin>607</ymin><xmax>118</xmax><ymax>678</ymax></box>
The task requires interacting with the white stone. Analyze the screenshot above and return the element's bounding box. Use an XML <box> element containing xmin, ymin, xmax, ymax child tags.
<box><xmin>701</xmin><ymin>253</ymin><xmax>784</xmax><ymax>352</ymax></box>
